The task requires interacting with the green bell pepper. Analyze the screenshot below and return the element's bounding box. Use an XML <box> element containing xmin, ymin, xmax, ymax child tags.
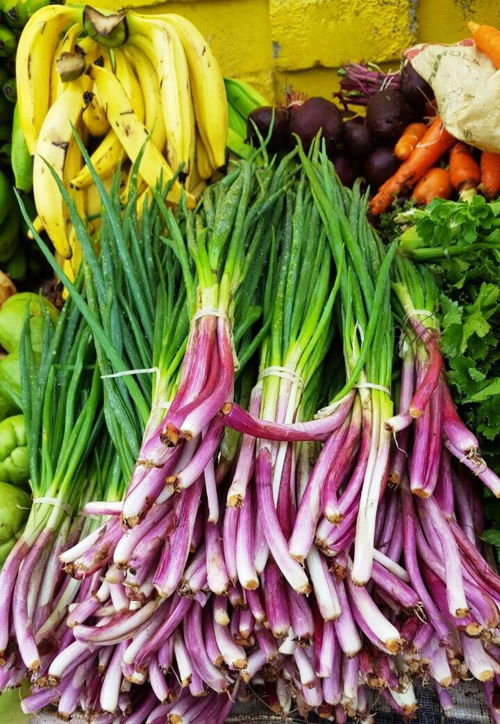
<box><xmin>0</xmin><ymin>482</ymin><xmax>30</xmax><ymax>566</ymax></box>
<box><xmin>0</xmin><ymin>291</ymin><xmax>58</xmax><ymax>354</ymax></box>
<box><xmin>0</xmin><ymin>414</ymin><xmax>27</xmax><ymax>485</ymax></box>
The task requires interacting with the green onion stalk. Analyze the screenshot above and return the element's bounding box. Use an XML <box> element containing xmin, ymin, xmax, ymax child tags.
<box><xmin>388</xmin><ymin>257</ymin><xmax>500</xmax><ymax>499</ymax></box>
<box><xmin>112</xmin><ymin>156</ymin><xmax>292</xmax><ymax>533</ymax></box>
<box><xmin>39</xmin><ymin>144</ymin><xmax>292</xmax><ymax>609</ymax></box>
<box><xmin>14</xmin><ymin>156</ymin><xmax>297</xmax><ymax>712</ymax></box>
<box><xmin>284</xmin><ymin>145</ymin><xmax>397</xmax><ymax>586</ymax></box>
<box><xmin>387</xmin><ymin>257</ymin><xmax>500</xmax><ymax>639</ymax></box>
<box><xmin>0</xmin><ymin>295</ymin><xmax>105</xmax><ymax>679</ymax></box>
<box><xmin>25</xmin><ymin>160</ymin><xmax>190</xmax><ymax>578</ymax></box>
<box><xmin>221</xmin><ymin>167</ymin><xmax>341</xmax><ymax>598</ymax></box>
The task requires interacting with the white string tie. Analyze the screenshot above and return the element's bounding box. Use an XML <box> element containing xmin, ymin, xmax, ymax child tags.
<box><xmin>258</xmin><ymin>366</ymin><xmax>304</xmax><ymax>390</ymax></box>
<box><xmin>33</xmin><ymin>497</ymin><xmax>73</xmax><ymax>516</ymax></box>
<box><xmin>314</xmin><ymin>382</ymin><xmax>390</xmax><ymax>420</ymax></box>
<box><xmin>193</xmin><ymin>307</ymin><xmax>227</xmax><ymax>321</ymax></box>
<box><xmin>355</xmin><ymin>382</ymin><xmax>391</xmax><ymax>395</ymax></box>
<box><xmin>401</xmin><ymin>309</ymin><xmax>437</xmax><ymax>329</ymax></box>
<box><xmin>101</xmin><ymin>367</ymin><xmax>159</xmax><ymax>380</ymax></box>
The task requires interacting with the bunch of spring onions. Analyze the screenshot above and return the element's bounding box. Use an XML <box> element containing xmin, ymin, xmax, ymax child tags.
<box><xmin>0</xmin><ymin>293</ymin><xmax>106</xmax><ymax>683</ymax></box>
<box><xmin>1</xmin><ymin>141</ymin><xmax>499</xmax><ymax>724</ymax></box>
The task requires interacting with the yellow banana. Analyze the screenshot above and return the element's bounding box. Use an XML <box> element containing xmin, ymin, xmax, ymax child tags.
<box><xmin>120</xmin><ymin>163</ymin><xmax>147</xmax><ymax>207</ymax></box>
<box><xmin>162</xmin><ymin>13</ymin><xmax>228</xmax><ymax>169</ymax></box>
<box><xmin>90</xmin><ymin>64</ymin><xmax>191</xmax><ymax>208</ymax></box>
<box><xmin>86</xmin><ymin>175</ymin><xmax>110</xmax><ymax>216</ymax></box>
<box><xmin>70</xmin><ymin>49</ymin><xmax>145</xmax><ymax>189</ymax></box>
<box><xmin>113</xmin><ymin>48</ymin><xmax>145</xmax><ymax>124</ymax></box>
<box><xmin>49</xmin><ymin>22</ymin><xmax>83</xmax><ymax>106</ymax></box>
<box><xmin>26</xmin><ymin>214</ymin><xmax>44</xmax><ymax>239</ymax></box>
<box><xmin>76</xmin><ymin>38</ymin><xmax>110</xmax><ymax>72</ymax></box>
<box><xmin>124</xmin><ymin>46</ymin><xmax>166</xmax><ymax>152</ymax></box>
<box><xmin>62</xmin><ymin>257</ymin><xmax>76</xmax><ymax>287</ymax></box>
<box><xmin>33</xmin><ymin>75</ymin><xmax>90</xmax><ymax>258</ymax></box>
<box><xmin>196</xmin><ymin>131</ymin><xmax>214</xmax><ymax>180</ymax></box>
<box><xmin>86</xmin><ymin>171</ymin><xmax>119</xmax><ymax>235</ymax></box>
<box><xmin>127</xmin><ymin>14</ymin><xmax>194</xmax><ymax>175</ymax></box>
<box><xmin>16</xmin><ymin>4</ymin><xmax>82</xmax><ymax>154</ymax></box>
<box><xmin>82</xmin><ymin>87</ymin><xmax>110</xmax><ymax>137</ymax></box>
<box><xmin>70</xmin><ymin>130</ymin><xmax>123</xmax><ymax>190</ymax></box>
<box><xmin>136</xmin><ymin>187</ymin><xmax>153</xmax><ymax>218</ymax></box>
<box><xmin>77</xmin><ymin>36</ymin><xmax>104</xmax><ymax>67</ymax></box>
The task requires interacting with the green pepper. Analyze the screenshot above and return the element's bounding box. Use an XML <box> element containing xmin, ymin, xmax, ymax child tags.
<box><xmin>0</xmin><ymin>414</ymin><xmax>27</xmax><ymax>485</ymax></box>
<box><xmin>0</xmin><ymin>482</ymin><xmax>30</xmax><ymax>566</ymax></box>
<box><xmin>0</xmin><ymin>388</ymin><xmax>18</xmax><ymax>420</ymax></box>
<box><xmin>0</xmin><ymin>292</ymin><xmax>58</xmax><ymax>354</ymax></box>
<box><xmin>0</xmin><ymin>350</ymin><xmax>20</xmax><ymax>410</ymax></box>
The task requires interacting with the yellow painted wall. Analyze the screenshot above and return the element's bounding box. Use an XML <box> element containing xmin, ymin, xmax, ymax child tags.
<box><xmin>96</xmin><ymin>0</ymin><xmax>500</xmax><ymax>103</ymax></box>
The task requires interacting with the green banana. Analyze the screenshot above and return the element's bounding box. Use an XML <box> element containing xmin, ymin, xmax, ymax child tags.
<box><xmin>224</xmin><ymin>77</ymin><xmax>270</xmax><ymax>118</ymax></box>
<box><xmin>19</xmin><ymin>189</ymin><xmax>35</xmax><ymax>233</ymax></box>
<box><xmin>2</xmin><ymin>78</ymin><xmax>15</xmax><ymax>103</ymax></box>
<box><xmin>0</xmin><ymin>206</ymin><xmax>20</xmax><ymax>262</ymax></box>
<box><xmin>0</xmin><ymin>0</ymin><xmax>19</xmax><ymax>27</ymax></box>
<box><xmin>0</xmin><ymin>141</ymin><xmax>11</xmax><ymax>159</ymax></box>
<box><xmin>5</xmin><ymin>244</ymin><xmax>26</xmax><ymax>279</ymax></box>
<box><xmin>0</xmin><ymin>25</ymin><xmax>16</xmax><ymax>57</ymax></box>
<box><xmin>3</xmin><ymin>0</ymin><xmax>51</xmax><ymax>29</ymax></box>
<box><xmin>227</xmin><ymin>102</ymin><xmax>248</xmax><ymax>139</ymax></box>
<box><xmin>227</xmin><ymin>127</ymin><xmax>253</xmax><ymax>160</ymax></box>
<box><xmin>11</xmin><ymin>103</ymin><xmax>32</xmax><ymax>192</ymax></box>
<box><xmin>0</xmin><ymin>95</ymin><xmax>12</xmax><ymax>122</ymax></box>
<box><xmin>0</xmin><ymin>123</ymin><xmax>10</xmax><ymax>141</ymax></box>
<box><xmin>0</xmin><ymin>168</ymin><xmax>13</xmax><ymax>226</ymax></box>
<box><xmin>27</xmin><ymin>247</ymin><xmax>42</xmax><ymax>276</ymax></box>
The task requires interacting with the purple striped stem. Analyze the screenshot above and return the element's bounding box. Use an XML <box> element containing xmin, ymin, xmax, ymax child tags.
<box><xmin>256</xmin><ymin>446</ymin><xmax>310</xmax><ymax>594</ymax></box>
<box><xmin>153</xmin><ymin>479</ymin><xmax>203</xmax><ymax>598</ymax></box>
<box><xmin>400</xmin><ymin>480</ymin><xmax>451</xmax><ymax>644</ymax></box>
<box><xmin>235</xmin><ymin>486</ymin><xmax>258</xmax><ymax>591</ymax></box>
<box><xmin>221</xmin><ymin>391</ymin><xmax>355</xmax><ymax>442</ymax></box>
<box><xmin>206</xmin><ymin>520</ymin><xmax>230</xmax><ymax>595</ymax></box>
<box><xmin>182</xmin><ymin>603</ymin><xmax>228</xmax><ymax>692</ymax></box>
<box><xmin>225</xmin><ymin>386</ymin><xmax>261</xmax><ymax>506</ymax></box>
<box><xmin>289</xmin><ymin>422</ymin><xmax>351</xmax><ymax>563</ymax></box>
<box><xmin>262</xmin><ymin>557</ymin><xmax>290</xmax><ymax>638</ymax></box>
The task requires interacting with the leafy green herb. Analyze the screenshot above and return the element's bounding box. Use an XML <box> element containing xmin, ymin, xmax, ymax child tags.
<box><xmin>386</xmin><ymin>196</ymin><xmax>500</xmax><ymax>473</ymax></box>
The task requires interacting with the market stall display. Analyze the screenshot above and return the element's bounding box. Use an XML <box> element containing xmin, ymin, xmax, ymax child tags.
<box><xmin>0</xmin><ymin>5</ymin><xmax>498</xmax><ymax>724</ymax></box>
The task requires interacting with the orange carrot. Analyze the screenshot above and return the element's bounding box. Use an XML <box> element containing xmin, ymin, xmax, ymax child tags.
<box><xmin>411</xmin><ymin>168</ymin><xmax>453</xmax><ymax>205</ymax></box>
<box><xmin>480</xmin><ymin>150</ymin><xmax>500</xmax><ymax>199</ymax></box>
<box><xmin>369</xmin><ymin>117</ymin><xmax>455</xmax><ymax>215</ymax></box>
<box><xmin>469</xmin><ymin>21</ymin><xmax>500</xmax><ymax>68</ymax></box>
<box><xmin>449</xmin><ymin>142</ymin><xmax>480</xmax><ymax>191</ymax></box>
<box><xmin>394</xmin><ymin>123</ymin><xmax>427</xmax><ymax>161</ymax></box>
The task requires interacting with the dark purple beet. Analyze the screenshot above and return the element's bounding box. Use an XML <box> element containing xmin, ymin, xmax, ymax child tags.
<box><xmin>247</xmin><ymin>106</ymin><xmax>290</xmax><ymax>153</ymax></box>
<box><xmin>366</xmin><ymin>89</ymin><xmax>413</xmax><ymax>144</ymax></box>
<box><xmin>343</xmin><ymin>119</ymin><xmax>373</xmax><ymax>160</ymax></box>
<box><xmin>331</xmin><ymin>153</ymin><xmax>359</xmax><ymax>188</ymax></box>
<box><xmin>400</xmin><ymin>63</ymin><xmax>434</xmax><ymax>115</ymax></box>
<box><xmin>363</xmin><ymin>147</ymin><xmax>400</xmax><ymax>189</ymax></box>
<box><xmin>289</xmin><ymin>97</ymin><xmax>343</xmax><ymax>154</ymax></box>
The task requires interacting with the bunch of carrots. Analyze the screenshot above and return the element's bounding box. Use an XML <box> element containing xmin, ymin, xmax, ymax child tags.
<box><xmin>370</xmin><ymin>20</ymin><xmax>500</xmax><ymax>215</ymax></box>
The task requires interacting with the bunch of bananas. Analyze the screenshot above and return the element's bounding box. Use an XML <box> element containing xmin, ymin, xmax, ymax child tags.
<box><xmin>15</xmin><ymin>4</ymin><xmax>228</xmax><ymax>279</ymax></box>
